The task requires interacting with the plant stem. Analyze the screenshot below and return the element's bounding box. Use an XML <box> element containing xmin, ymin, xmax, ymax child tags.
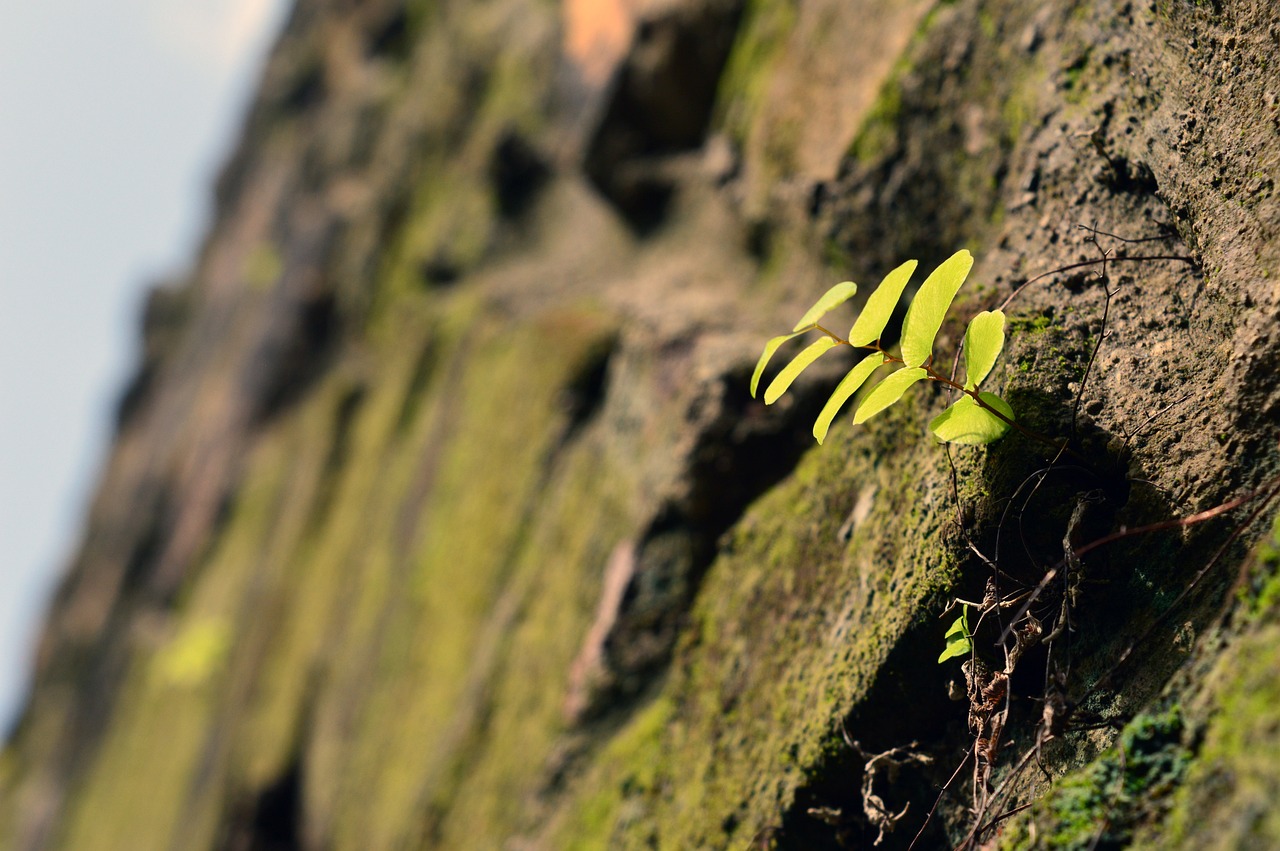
<box><xmin>811</xmin><ymin>323</ymin><xmax>1090</xmax><ymax>463</ymax></box>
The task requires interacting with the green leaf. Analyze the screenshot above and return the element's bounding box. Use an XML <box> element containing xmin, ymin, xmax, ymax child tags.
<box><xmin>938</xmin><ymin>605</ymin><xmax>972</xmax><ymax>664</ymax></box>
<box><xmin>848</xmin><ymin>259</ymin><xmax>917</xmax><ymax>346</ymax></box>
<box><xmin>812</xmin><ymin>353</ymin><xmax>884</xmax><ymax>444</ymax></box>
<box><xmin>929</xmin><ymin>392</ymin><xmax>1014</xmax><ymax>445</ymax></box>
<box><xmin>900</xmin><ymin>249</ymin><xmax>975</xmax><ymax>368</ymax></box>
<box><xmin>763</xmin><ymin>337</ymin><xmax>839</xmax><ymax>404</ymax></box>
<box><xmin>852</xmin><ymin>367</ymin><xmax>927</xmax><ymax>424</ymax></box>
<box><xmin>938</xmin><ymin>623</ymin><xmax>973</xmax><ymax>662</ymax></box>
<box><xmin>792</xmin><ymin>280</ymin><xmax>858</xmax><ymax>332</ymax></box>
<box><xmin>751</xmin><ymin>331</ymin><xmax>806</xmax><ymax>397</ymax></box>
<box><xmin>963</xmin><ymin>310</ymin><xmax>1005</xmax><ymax>390</ymax></box>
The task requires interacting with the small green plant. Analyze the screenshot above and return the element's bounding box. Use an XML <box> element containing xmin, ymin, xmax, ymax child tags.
<box><xmin>750</xmin><ymin>250</ymin><xmax>1013</xmax><ymax>446</ymax></box>
<box><xmin>938</xmin><ymin>604</ymin><xmax>973</xmax><ymax>663</ymax></box>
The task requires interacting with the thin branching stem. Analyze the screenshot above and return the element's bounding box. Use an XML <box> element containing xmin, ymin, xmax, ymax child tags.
<box><xmin>1070</xmin><ymin>231</ymin><xmax>1115</xmax><ymax>437</ymax></box>
<box><xmin>811</xmin><ymin>323</ymin><xmax>1091</xmax><ymax>464</ymax></box>
<box><xmin>1079</xmin><ymin>476</ymin><xmax>1280</xmax><ymax>702</ymax></box>
<box><xmin>908</xmin><ymin>750</ymin><xmax>973</xmax><ymax>851</ymax></box>
<box><xmin>999</xmin><ymin>472</ymin><xmax>1280</xmax><ymax>647</ymax></box>
<box><xmin>955</xmin><ymin>745</ymin><xmax>1041</xmax><ymax>850</ymax></box>
<box><xmin>997</xmin><ymin>253</ymin><xmax>1193</xmax><ymax>313</ymax></box>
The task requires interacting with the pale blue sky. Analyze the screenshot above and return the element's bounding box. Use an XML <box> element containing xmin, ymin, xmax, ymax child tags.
<box><xmin>0</xmin><ymin>0</ymin><xmax>289</xmax><ymax>733</ymax></box>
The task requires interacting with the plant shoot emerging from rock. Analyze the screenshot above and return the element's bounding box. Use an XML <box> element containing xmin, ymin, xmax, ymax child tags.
<box><xmin>751</xmin><ymin>250</ymin><xmax>1013</xmax><ymax>446</ymax></box>
<box><xmin>937</xmin><ymin>603</ymin><xmax>973</xmax><ymax>664</ymax></box>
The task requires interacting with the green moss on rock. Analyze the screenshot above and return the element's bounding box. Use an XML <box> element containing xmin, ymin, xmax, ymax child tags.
<box><xmin>1154</xmin><ymin>624</ymin><xmax>1280</xmax><ymax>849</ymax></box>
<box><xmin>998</xmin><ymin>708</ymin><xmax>1189</xmax><ymax>849</ymax></box>
<box><xmin>541</xmin><ymin>393</ymin><xmax>971</xmax><ymax>847</ymax></box>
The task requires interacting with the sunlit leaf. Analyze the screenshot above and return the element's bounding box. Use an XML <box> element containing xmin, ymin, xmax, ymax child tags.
<box><xmin>853</xmin><ymin>367</ymin><xmax>927</xmax><ymax>424</ymax></box>
<box><xmin>938</xmin><ymin>624</ymin><xmax>972</xmax><ymax>662</ymax></box>
<box><xmin>929</xmin><ymin>392</ymin><xmax>1014</xmax><ymax>445</ymax></box>
<box><xmin>963</xmin><ymin>310</ymin><xmax>1005</xmax><ymax>390</ymax></box>
<box><xmin>812</xmin><ymin>353</ymin><xmax>884</xmax><ymax>444</ymax></box>
<box><xmin>793</xmin><ymin>280</ymin><xmax>858</xmax><ymax>332</ymax></box>
<box><xmin>751</xmin><ymin>331</ymin><xmax>806</xmax><ymax>397</ymax></box>
<box><xmin>900</xmin><ymin>249</ymin><xmax>974</xmax><ymax>367</ymax></box>
<box><xmin>763</xmin><ymin>337</ymin><xmax>839</xmax><ymax>404</ymax></box>
<box><xmin>938</xmin><ymin>605</ymin><xmax>972</xmax><ymax>663</ymax></box>
<box><xmin>848</xmin><ymin>259</ymin><xmax>917</xmax><ymax>346</ymax></box>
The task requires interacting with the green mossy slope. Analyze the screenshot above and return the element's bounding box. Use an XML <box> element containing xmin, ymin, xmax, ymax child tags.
<box><xmin>548</xmin><ymin>396</ymin><xmax>965</xmax><ymax>847</ymax></box>
<box><xmin>5</xmin><ymin>1</ymin><xmax>1280</xmax><ymax>850</ymax></box>
<box><xmin>50</xmin><ymin>295</ymin><xmax>628</xmax><ymax>851</ymax></box>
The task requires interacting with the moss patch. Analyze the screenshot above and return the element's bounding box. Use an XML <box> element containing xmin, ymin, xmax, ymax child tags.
<box><xmin>997</xmin><ymin>708</ymin><xmax>1189</xmax><ymax>850</ymax></box>
<box><xmin>715</xmin><ymin>0</ymin><xmax>799</xmax><ymax>146</ymax></box>
<box><xmin>1152</xmin><ymin>624</ymin><xmax>1280</xmax><ymax>849</ymax></box>
<box><xmin>539</xmin><ymin>391</ymin><xmax>973</xmax><ymax>847</ymax></box>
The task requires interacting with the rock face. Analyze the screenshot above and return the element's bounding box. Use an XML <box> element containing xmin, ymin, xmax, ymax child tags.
<box><xmin>4</xmin><ymin>0</ymin><xmax>1280</xmax><ymax>848</ymax></box>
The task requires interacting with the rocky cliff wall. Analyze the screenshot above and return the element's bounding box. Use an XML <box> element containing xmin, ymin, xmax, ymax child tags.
<box><xmin>4</xmin><ymin>1</ymin><xmax>1280</xmax><ymax>849</ymax></box>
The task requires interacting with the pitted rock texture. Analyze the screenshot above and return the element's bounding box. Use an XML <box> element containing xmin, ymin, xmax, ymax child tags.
<box><xmin>4</xmin><ymin>1</ymin><xmax>1280</xmax><ymax>850</ymax></box>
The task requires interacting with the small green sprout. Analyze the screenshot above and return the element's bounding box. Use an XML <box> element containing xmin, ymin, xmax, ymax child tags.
<box><xmin>751</xmin><ymin>250</ymin><xmax>1014</xmax><ymax>446</ymax></box>
<box><xmin>938</xmin><ymin>604</ymin><xmax>973</xmax><ymax>664</ymax></box>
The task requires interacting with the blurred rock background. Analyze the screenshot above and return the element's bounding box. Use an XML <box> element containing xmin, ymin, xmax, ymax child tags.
<box><xmin>4</xmin><ymin>1</ymin><xmax>1280</xmax><ymax>849</ymax></box>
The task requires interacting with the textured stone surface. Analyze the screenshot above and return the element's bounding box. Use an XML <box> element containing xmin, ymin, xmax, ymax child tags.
<box><xmin>3</xmin><ymin>1</ymin><xmax>1280</xmax><ymax>849</ymax></box>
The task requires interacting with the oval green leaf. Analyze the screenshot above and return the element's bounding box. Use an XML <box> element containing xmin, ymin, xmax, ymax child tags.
<box><xmin>945</xmin><ymin>611</ymin><xmax>969</xmax><ymax>640</ymax></box>
<box><xmin>900</xmin><ymin>249</ymin><xmax>975</xmax><ymax>367</ymax></box>
<box><xmin>792</xmin><ymin>280</ymin><xmax>858</xmax><ymax>332</ymax></box>
<box><xmin>928</xmin><ymin>391</ymin><xmax>1014</xmax><ymax>445</ymax></box>
<box><xmin>938</xmin><ymin>628</ymin><xmax>973</xmax><ymax>663</ymax></box>
<box><xmin>963</xmin><ymin>310</ymin><xmax>1005</xmax><ymax>390</ymax></box>
<box><xmin>763</xmin><ymin>336</ymin><xmax>839</xmax><ymax>404</ymax></box>
<box><xmin>852</xmin><ymin>367</ymin><xmax>927</xmax><ymax>424</ymax></box>
<box><xmin>848</xmin><ymin>259</ymin><xmax>917</xmax><ymax>346</ymax></box>
<box><xmin>751</xmin><ymin>331</ymin><xmax>806</xmax><ymax>397</ymax></box>
<box><xmin>938</xmin><ymin>605</ymin><xmax>972</xmax><ymax>663</ymax></box>
<box><xmin>812</xmin><ymin>352</ymin><xmax>884</xmax><ymax>444</ymax></box>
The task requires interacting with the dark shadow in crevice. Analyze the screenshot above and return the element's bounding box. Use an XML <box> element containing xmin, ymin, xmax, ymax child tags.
<box><xmin>278</xmin><ymin>66</ymin><xmax>325</xmax><ymax>116</ymax></box>
<box><xmin>489</xmin><ymin>130</ymin><xmax>552</xmax><ymax>220</ymax></box>
<box><xmin>420</xmin><ymin>255</ymin><xmax>462</xmax><ymax>289</ymax></box>
<box><xmin>769</xmin><ymin>405</ymin><xmax>1149</xmax><ymax>849</ymax></box>
<box><xmin>218</xmin><ymin>757</ymin><xmax>304</xmax><ymax>851</ymax></box>
<box><xmin>580</xmin><ymin>358</ymin><xmax>847</xmax><ymax>718</ymax></box>
<box><xmin>365</xmin><ymin>8</ymin><xmax>411</xmax><ymax>63</ymax></box>
<box><xmin>558</xmin><ymin>333</ymin><xmax>619</xmax><ymax>445</ymax></box>
<box><xmin>772</xmin><ymin>611</ymin><xmax>964</xmax><ymax>851</ymax></box>
<box><xmin>251</xmin><ymin>288</ymin><xmax>340</xmax><ymax>424</ymax></box>
<box><xmin>245</xmin><ymin>219</ymin><xmax>345</xmax><ymax>427</ymax></box>
<box><xmin>120</xmin><ymin>485</ymin><xmax>175</xmax><ymax>596</ymax></box>
<box><xmin>582</xmin><ymin>0</ymin><xmax>744</xmax><ymax>231</ymax></box>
